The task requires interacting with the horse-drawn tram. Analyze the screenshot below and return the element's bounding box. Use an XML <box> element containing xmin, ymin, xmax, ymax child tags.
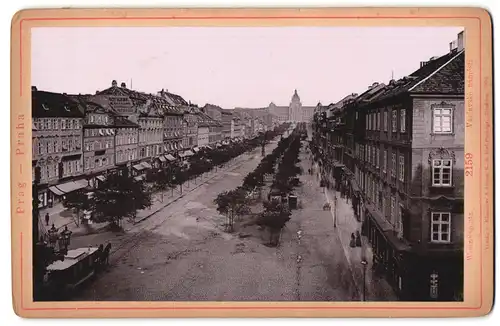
<box><xmin>44</xmin><ymin>245</ymin><xmax>110</xmax><ymax>299</ymax></box>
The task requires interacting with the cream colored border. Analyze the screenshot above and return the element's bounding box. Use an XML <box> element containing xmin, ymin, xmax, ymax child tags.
<box><xmin>10</xmin><ymin>7</ymin><xmax>494</xmax><ymax>318</ymax></box>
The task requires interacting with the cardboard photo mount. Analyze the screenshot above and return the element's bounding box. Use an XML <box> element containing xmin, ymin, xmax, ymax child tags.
<box><xmin>10</xmin><ymin>7</ymin><xmax>494</xmax><ymax>318</ymax></box>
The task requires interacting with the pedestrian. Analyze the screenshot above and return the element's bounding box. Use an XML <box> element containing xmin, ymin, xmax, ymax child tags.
<box><xmin>349</xmin><ymin>233</ymin><xmax>356</xmax><ymax>248</ymax></box>
<box><xmin>355</xmin><ymin>231</ymin><xmax>362</xmax><ymax>247</ymax></box>
<box><xmin>45</xmin><ymin>213</ymin><xmax>50</xmax><ymax>226</ymax></box>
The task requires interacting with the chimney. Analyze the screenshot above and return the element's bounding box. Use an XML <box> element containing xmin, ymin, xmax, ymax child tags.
<box><xmin>31</xmin><ymin>86</ymin><xmax>37</xmax><ymax>92</ymax></box>
<box><xmin>112</xmin><ymin>80</ymin><xmax>117</xmax><ymax>87</ymax></box>
<box><xmin>96</xmin><ymin>90</ymin><xmax>99</xmax><ymax>94</ymax></box>
<box><xmin>121</xmin><ymin>82</ymin><xmax>126</xmax><ymax>88</ymax></box>
<box><xmin>457</xmin><ymin>31</ymin><xmax>465</xmax><ymax>51</ymax></box>
<box><xmin>420</xmin><ymin>61</ymin><xmax>427</xmax><ymax>68</ymax></box>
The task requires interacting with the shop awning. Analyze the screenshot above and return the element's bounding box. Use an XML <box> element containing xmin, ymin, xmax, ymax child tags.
<box><xmin>96</xmin><ymin>175</ymin><xmax>106</xmax><ymax>182</ymax></box>
<box><xmin>48</xmin><ymin>186</ymin><xmax>65</xmax><ymax>196</ymax></box>
<box><xmin>49</xmin><ymin>179</ymin><xmax>88</xmax><ymax>196</ymax></box>
<box><xmin>134</xmin><ymin>175</ymin><xmax>145</xmax><ymax>182</ymax></box>
<box><xmin>193</xmin><ymin>147</ymin><xmax>200</xmax><ymax>153</ymax></box>
<box><xmin>141</xmin><ymin>162</ymin><xmax>152</xmax><ymax>169</ymax></box>
<box><xmin>133</xmin><ymin>163</ymin><xmax>146</xmax><ymax>171</ymax></box>
<box><xmin>159</xmin><ymin>156</ymin><xmax>167</xmax><ymax>162</ymax></box>
<box><xmin>216</xmin><ymin>143</ymin><xmax>222</xmax><ymax>148</ymax></box>
<box><xmin>165</xmin><ymin>154</ymin><xmax>176</xmax><ymax>161</ymax></box>
<box><xmin>205</xmin><ymin>145</ymin><xmax>213</xmax><ymax>150</ymax></box>
<box><xmin>184</xmin><ymin>150</ymin><xmax>194</xmax><ymax>157</ymax></box>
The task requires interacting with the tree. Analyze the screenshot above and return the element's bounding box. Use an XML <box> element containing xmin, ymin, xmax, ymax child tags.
<box><xmin>257</xmin><ymin>200</ymin><xmax>291</xmax><ymax>247</ymax></box>
<box><xmin>62</xmin><ymin>189</ymin><xmax>93</xmax><ymax>226</ymax></box>
<box><xmin>93</xmin><ymin>173</ymin><xmax>152</xmax><ymax>227</ymax></box>
<box><xmin>214</xmin><ymin>187</ymin><xmax>250</xmax><ymax>232</ymax></box>
<box><xmin>153</xmin><ymin>168</ymin><xmax>173</xmax><ymax>202</ymax></box>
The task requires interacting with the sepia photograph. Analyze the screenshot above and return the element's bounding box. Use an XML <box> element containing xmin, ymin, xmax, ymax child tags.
<box><xmin>28</xmin><ymin>24</ymin><xmax>466</xmax><ymax>304</ymax></box>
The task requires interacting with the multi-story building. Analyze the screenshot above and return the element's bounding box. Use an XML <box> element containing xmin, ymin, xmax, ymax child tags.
<box><xmin>221</xmin><ymin>109</ymin><xmax>233</xmax><ymax>140</ymax></box>
<box><xmin>183</xmin><ymin>107</ymin><xmax>199</xmax><ymax>148</ymax></box>
<box><xmin>196</xmin><ymin>113</ymin><xmax>210</xmax><ymax>147</ymax></box>
<box><xmin>268</xmin><ymin>90</ymin><xmax>316</xmax><ymax>123</ymax></box>
<box><xmin>200</xmin><ymin>103</ymin><xmax>223</xmax><ymax>146</ymax></box>
<box><xmin>32</xmin><ymin>88</ymin><xmax>86</xmax><ymax>207</ymax></box>
<box><xmin>113</xmin><ymin>116</ymin><xmax>139</xmax><ymax>175</ymax></box>
<box><xmin>232</xmin><ymin>116</ymin><xmax>242</xmax><ymax>139</ymax></box>
<box><xmin>137</xmin><ymin>111</ymin><xmax>163</xmax><ymax>169</ymax></box>
<box><xmin>157</xmin><ymin>89</ymin><xmax>186</xmax><ymax>156</ymax></box>
<box><xmin>315</xmin><ymin>32</ymin><xmax>465</xmax><ymax>301</ymax></box>
<box><xmin>81</xmin><ymin>99</ymin><xmax>116</xmax><ymax>188</ymax></box>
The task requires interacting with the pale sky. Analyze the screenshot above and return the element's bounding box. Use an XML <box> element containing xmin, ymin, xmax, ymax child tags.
<box><xmin>31</xmin><ymin>26</ymin><xmax>463</xmax><ymax>109</ymax></box>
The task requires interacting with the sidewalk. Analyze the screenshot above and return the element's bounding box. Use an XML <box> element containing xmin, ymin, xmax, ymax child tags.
<box><xmin>324</xmin><ymin>184</ymin><xmax>398</xmax><ymax>301</ymax></box>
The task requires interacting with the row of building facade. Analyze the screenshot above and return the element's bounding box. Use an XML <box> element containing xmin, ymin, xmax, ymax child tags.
<box><xmin>32</xmin><ymin>80</ymin><xmax>279</xmax><ymax>208</ymax></box>
<box><xmin>312</xmin><ymin>31</ymin><xmax>465</xmax><ymax>301</ymax></box>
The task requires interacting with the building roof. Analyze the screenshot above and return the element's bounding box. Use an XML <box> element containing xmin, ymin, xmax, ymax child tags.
<box><xmin>97</xmin><ymin>81</ymin><xmax>188</xmax><ymax>116</ymax></box>
<box><xmin>114</xmin><ymin>116</ymin><xmax>139</xmax><ymax>128</ymax></box>
<box><xmin>409</xmin><ymin>50</ymin><xmax>464</xmax><ymax>94</ymax></box>
<box><xmin>374</xmin><ymin>49</ymin><xmax>464</xmax><ymax>102</ymax></box>
<box><xmin>197</xmin><ymin>111</ymin><xmax>221</xmax><ymax>127</ymax></box>
<box><xmin>157</xmin><ymin>89</ymin><xmax>189</xmax><ymax>106</ymax></box>
<box><xmin>32</xmin><ymin>89</ymin><xmax>84</xmax><ymax>118</ymax></box>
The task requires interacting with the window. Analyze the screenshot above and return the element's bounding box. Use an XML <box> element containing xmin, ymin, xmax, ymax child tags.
<box><xmin>433</xmin><ymin>108</ymin><xmax>453</xmax><ymax>133</ymax></box>
<box><xmin>376</xmin><ymin>148</ymin><xmax>379</xmax><ymax>168</ymax></box>
<box><xmin>399</xmin><ymin>155</ymin><xmax>405</xmax><ymax>182</ymax></box>
<box><xmin>392</xmin><ymin>110</ymin><xmax>398</xmax><ymax>132</ymax></box>
<box><xmin>37</xmin><ymin>141</ymin><xmax>43</xmax><ymax>155</ymax></box>
<box><xmin>383</xmin><ymin>150</ymin><xmax>387</xmax><ymax>173</ymax></box>
<box><xmin>48</xmin><ymin>140</ymin><xmax>54</xmax><ymax>153</ymax></box>
<box><xmin>432</xmin><ymin>159</ymin><xmax>452</xmax><ymax>186</ymax></box>
<box><xmin>61</xmin><ymin>119</ymin><xmax>66</xmax><ymax>130</ymax></box>
<box><xmin>367</xmin><ymin>146</ymin><xmax>371</xmax><ymax>164</ymax></box>
<box><xmin>54</xmin><ymin>119</ymin><xmax>59</xmax><ymax>130</ymax></box>
<box><xmin>384</xmin><ymin>111</ymin><xmax>388</xmax><ymax>131</ymax></box>
<box><xmin>400</xmin><ymin>109</ymin><xmax>406</xmax><ymax>132</ymax></box>
<box><xmin>397</xmin><ymin>205</ymin><xmax>404</xmax><ymax>238</ymax></box>
<box><xmin>47</xmin><ymin>119</ymin><xmax>52</xmax><ymax>130</ymax></box>
<box><xmin>431</xmin><ymin>212</ymin><xmax>451</xmax><ymax>243</ymax></box>
<box><xmin>377</xmin><ymin>112</ymin><xmax>380</xmax><ymax>131</ymax></box>
<box><xmin>391</xmin><ymin>153</ymin><xmax>396</xmax><ymax>177</ymax></box>
<box><xmin>390</xmin><ymin>196</ymin><xmax>396</xmax><ymax>225</ymax></box>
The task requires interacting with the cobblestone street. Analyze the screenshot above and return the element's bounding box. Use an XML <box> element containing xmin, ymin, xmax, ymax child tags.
<box><xmin>66</xmin><ymin>138</ymin><xmax>394</xmax><ymax>302</ymax></box>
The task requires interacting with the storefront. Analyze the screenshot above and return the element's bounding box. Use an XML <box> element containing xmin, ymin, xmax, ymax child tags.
<box><xmin>364</xmin><ymin>203</ymin><xmax>409</xmax><ymax>299</ymax></box>
<box><xmin>48</xmin><ymin>179</ymin><xmax>89</xmax><ymax>202</ymax></box>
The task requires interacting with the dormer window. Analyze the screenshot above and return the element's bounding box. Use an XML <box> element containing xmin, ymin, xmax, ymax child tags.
<box><xmin>42</xmin><ymin>104</ymin><xmax>49</xmax><ymax>111</ymax></box>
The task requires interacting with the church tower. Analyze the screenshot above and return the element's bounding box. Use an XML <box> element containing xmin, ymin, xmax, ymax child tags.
<box><xmin>289</xmin><ymin>89</ymin><xmax>302</xmax><ymax>122</ymax></box>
